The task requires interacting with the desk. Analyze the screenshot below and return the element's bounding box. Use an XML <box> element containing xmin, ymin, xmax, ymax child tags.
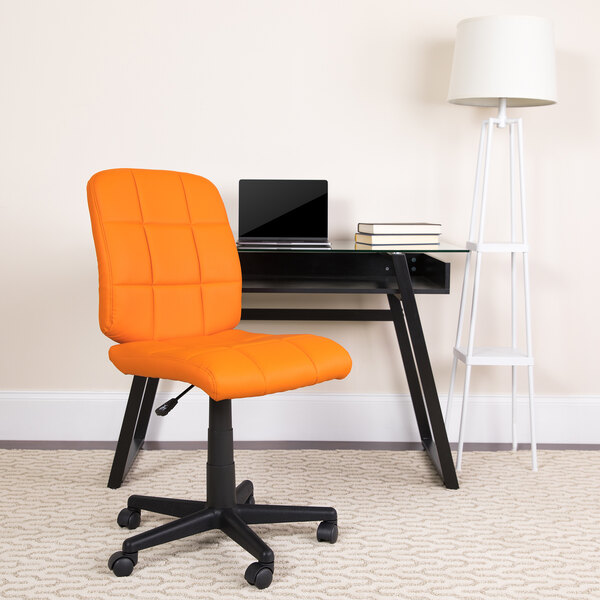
<box><xmin>107</xmin><ymin>242</ymin><xmax>466</xmax><ymax>490</ymax></box>
<box><xmin>239</xmin><ymin>241</ymin><xmax>467</xmax><ymax>490</ymax></box>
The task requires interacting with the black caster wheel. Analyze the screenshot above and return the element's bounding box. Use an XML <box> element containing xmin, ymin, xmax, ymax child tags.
<box><xmin>317</xmin><ymin>521</ymin><xmax>338</xmax><ymax>543</ymax></box>
<box><xmin>108</xmin><ymin>551</ymin><xmax>138</xmax><ymax>577</ymax></box>
<box><xmin>117</xmin><ymin>507</ymin><xmax>141</xmax><ymax>530</ymax></box>
<box><xmin>244</xmin><ymin>562</ymin><xmax>273</xmax><ymax>589</ymax></box>
<box><xmin>246</xmin><ymin>494</ymin><xmax>256</xmax><ymax>505</ymax></box>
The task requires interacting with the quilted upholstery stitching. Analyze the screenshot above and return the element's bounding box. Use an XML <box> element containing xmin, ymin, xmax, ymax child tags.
<box><xmin>103</xmin><ymin>220</ymin><xmax>225</xmax><ymax>226</ymax></box>
<box><xmin>131</xmin><ymin>336</ymin><xmax>282</xmax><ymax>358</ymax></box>
<box><xmin>130</xmin><ymin>170</ymin><xmax>156</xmax><ymax>339</ymax></box>
<box><xmin>113</xmin><ymin>283</ymin><xmax>205</xmax><ymax>287</ymax></box>
<box><xmin>182</xmin><ymin>342</ymin><xmax>266</xmax><ymax>360</ymax></box>
<box><xmin>89</xmin><ymin>171</ymin><xmax>260</xmax><ymax>344</ymax></box>
<box><xmin>118</xmin><ymin>340</ymin><xmax>289</xmax><ymax>399</ymax></box>
<box><xmin>181</xmin><ymin>337</ymin><xmax>292</xmax><ymax>359</ymax></box>
<box><xmin>280</xmin><ymin>337</ymin><xmax>320</xmax><ymax>383</ymax></box>
<box><xmin>183</xmin><ymin>335</ymin><xmax>319</xmax><ymax>391</ymax></box>
<box><xmin>124</xmin><ymin>335</ymin><xmax>322</xmax><ymax>397</ymax></box>
<box><xmin>111</xmin><ymin>281</ymin><xmax>238</xmax><ymax>287</ymax></box>
<box><xmin>224</xmin><ymin>346</ymin><xmax>268</xmax><ymax>396</ymax></box>
<box><xmin>178</xmin><ymin>173</ymin><xmax>205</xmax><ymax>336</ymax></box>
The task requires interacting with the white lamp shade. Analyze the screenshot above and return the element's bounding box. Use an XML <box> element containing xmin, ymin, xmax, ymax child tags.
<box><xmin>448</xmin><ymin>15</ymin><xmax>557</xmax><ymax>107</ymax></box>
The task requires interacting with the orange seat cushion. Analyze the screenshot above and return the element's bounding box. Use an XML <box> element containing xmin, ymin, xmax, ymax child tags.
<box><xmin>109</xmin><ymin>329</ymin><xmax>352</xmax><ymax>401</ymax></box>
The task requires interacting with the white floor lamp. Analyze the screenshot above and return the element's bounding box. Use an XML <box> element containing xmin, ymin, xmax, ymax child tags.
<box><xmin>445</xmin><ymin>16</ymin><xmax>557</xmax><ymax>471</ymax></box>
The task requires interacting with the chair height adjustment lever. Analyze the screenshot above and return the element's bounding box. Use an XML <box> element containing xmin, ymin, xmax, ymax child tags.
<box><xmin>155</xmin><ymin>384</ymin><xmax>195</xmax><ymax>416</ymax></box>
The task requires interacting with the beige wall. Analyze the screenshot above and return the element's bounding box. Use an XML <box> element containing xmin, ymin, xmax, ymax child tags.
<box><xmin>1</xmin><ymin>0</ymin><xmax>598</xmax><ymax>398</ymax></box>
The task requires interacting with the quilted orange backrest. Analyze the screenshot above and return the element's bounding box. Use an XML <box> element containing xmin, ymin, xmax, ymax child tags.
<box><xmin>87</xmin><ymin>168</ymin><xmax>242</xmax><ymax>343</ymax></box>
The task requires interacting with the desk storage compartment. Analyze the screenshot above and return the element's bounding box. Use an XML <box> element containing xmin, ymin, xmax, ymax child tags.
<box><xmin>239</xmin><ymin>251</ymin><xmax>449</xmax><ymax>294</ymax></box>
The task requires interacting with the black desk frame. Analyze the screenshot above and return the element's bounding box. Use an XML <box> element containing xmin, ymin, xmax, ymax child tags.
<box><xmin>240</xmin><ymin>250</ymin><xmax>458</xmax><ymax>490</ymax></box>
<box><xmin>106</xmin><ymin>250</ymin><xmax>459</xmax><ymax>490</ymax></box>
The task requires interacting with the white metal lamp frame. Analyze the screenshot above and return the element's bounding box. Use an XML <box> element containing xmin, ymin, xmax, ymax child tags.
<box><xmin>446</xmin><ymin>98</ymin><xmax>537</xmax><ymax>472</ymax></box>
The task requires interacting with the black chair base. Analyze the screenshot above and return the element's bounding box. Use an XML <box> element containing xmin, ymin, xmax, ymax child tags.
<box><xmin>108</xmin><ymin>397</ymin><xmax>338</xmax><ymax>589</ymax></box>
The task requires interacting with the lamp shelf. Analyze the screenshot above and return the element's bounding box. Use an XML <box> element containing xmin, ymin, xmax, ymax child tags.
<box><xmin>453</xmin><ymin>346</ymin><xmax>534</xmax><ymax>367</ymax></box>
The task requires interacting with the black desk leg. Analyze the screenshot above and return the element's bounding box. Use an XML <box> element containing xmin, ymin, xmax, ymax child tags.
<box><xmin>107</xmin><ymin>376</ymin><xmax>159</xmax><ymax>489</ymax></box>
<box><xmin>387</xmin><ymin>294</ymin><xmax>433</xmax><ymax>442</ymax></box>
<box><xmin>390</xmin><ymin>253</ymin><xmax>459</xmax><ymax>490</ymax></box>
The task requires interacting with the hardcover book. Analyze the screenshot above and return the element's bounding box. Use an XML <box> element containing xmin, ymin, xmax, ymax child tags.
<box><xmin>358</xmin><ymin>222</ymin><xmax>441</xmax><ymax>235</ymax></box>
<box><xmin>355</xmin><ymin>232</ymin><xmax>440</xmax><ymax>245</ymax></box>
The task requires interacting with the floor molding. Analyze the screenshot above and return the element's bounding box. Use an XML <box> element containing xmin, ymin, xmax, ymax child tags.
<box><xmin>1</xmin><ymin>440</ymin><xmax>599</xmax><ymax>451</ymax></box>
<box><xmin>1</xmin><ymin>390</ymin><xmax>599</xmax><ymax>444</ymax></box>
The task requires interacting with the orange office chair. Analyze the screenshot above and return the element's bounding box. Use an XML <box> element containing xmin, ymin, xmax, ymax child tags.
<box><xmin>87</xmin><ymin>169</ymin><xmax>351</xmax><ymax>588</ymax></box>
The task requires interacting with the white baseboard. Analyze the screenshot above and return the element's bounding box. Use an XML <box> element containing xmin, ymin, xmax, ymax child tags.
<box><xmin>0</xmin><ymin>391</ymin><xmax>598</xmax><ymax>444</ymax></box>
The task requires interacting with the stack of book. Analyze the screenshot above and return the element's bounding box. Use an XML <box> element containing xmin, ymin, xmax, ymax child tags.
<box><xmin>355</xmin><ymin>222</ymin><xmax>441</xmax><ymax>249</ymax></box>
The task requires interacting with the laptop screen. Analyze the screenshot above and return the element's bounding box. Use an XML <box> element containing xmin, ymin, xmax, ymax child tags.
<box><xmin>238</xmin><ymin>179</ymin><xmax>328</xmax><ymax>241</ymax></box>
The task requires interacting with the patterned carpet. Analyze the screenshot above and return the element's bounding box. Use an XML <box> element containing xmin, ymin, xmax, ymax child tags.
<box><xmin>0</xmin><ymin>448</ymin><xmax>599</xmax><ymax>599</ymax></box>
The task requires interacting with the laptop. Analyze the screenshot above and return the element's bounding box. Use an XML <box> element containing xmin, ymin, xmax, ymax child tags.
<box><xmin>237</xmin><ymin>179</ymin><xmax>331</xmax><ymax>248</ymax></box>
